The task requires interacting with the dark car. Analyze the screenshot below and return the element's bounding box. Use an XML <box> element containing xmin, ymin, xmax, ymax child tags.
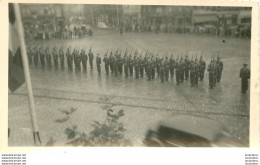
<box><xmin>144</xmin><ymin>115</ymin><xmax>246</xmax><ymax>147</ymax></box>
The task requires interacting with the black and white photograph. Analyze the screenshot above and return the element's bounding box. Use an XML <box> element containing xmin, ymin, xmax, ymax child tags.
<box><xmin>8</xmin><ymin>3</ymin><xmax>253</xmax><ymax>147</ymax></box>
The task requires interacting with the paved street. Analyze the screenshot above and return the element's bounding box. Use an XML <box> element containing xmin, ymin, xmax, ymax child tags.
<box><xmin>8</xmin><ymin>30</ymin><xmax>250</xmax><ymax>146</ymax></box>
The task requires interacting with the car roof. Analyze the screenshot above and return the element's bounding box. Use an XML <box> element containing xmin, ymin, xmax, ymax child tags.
<box><xmin>159</xmin><ymin>115</ymin><xmax>224</xmax><ymax>141</ymax></box>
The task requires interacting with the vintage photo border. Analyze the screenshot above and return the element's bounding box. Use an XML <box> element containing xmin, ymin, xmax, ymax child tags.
<box><xmin>0</xmin><ymin>0</ymin><xmax>258</xmax><ymax>153</ymax></box>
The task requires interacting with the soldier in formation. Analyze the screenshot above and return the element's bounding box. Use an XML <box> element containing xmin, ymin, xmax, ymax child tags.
<box><xmin>103</xmin><ymin>51</ymin><xmax>109</xmax><ymax>75</ymax></box>
<box><xmin>28</xmin><ymin>46</ymin><xmax>236</xmax><ymax>92</ymax></box>
<box><xmin>96</xmin><ymin>53</ymin><xmax>101</xmax><ymax>75</ymax></box>
<box><xmin>88</xmin><ymin>48</ymin><xmax>94</xmax><ymax>70</ymax></box>
<box><xmin>59</xmin><ymin>47</ymin><xmax>65</xmax><ymax>69</ymax></box>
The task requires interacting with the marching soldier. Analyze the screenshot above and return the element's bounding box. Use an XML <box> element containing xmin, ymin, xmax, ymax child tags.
<box><xmin>144</xmin><ymin>52</ymin><xmax>148</xmax><ymax>75</ymax></box>
<box><xmin>52</xmin><ymin>47</ymin><xmax>58</xmax><ymax>69</ymax></box>
<box><xmin>199</xmin><ymin>55</ymin><xmax>206</xmax><ymax>81</ymax></box>
<box><xmin>169</xmin><ymin>54</ymin><xmax>175</xmax><ymax>78</ymax></box>
<box><xmin>96</xmin><ymin>53</ymin><xmax>101</xmax><ymax>75</ymax></box>
<box><xmin>88</xmin><ymin>48</ymin><xmax>94</xmax><ymax>70</ymax></box>
<box><xmin>103</xmin><ymin>51</ymin><xmax>109</xmax><ymax>75</ymax></box>
<box><xmin>240</xmin><ymin>63</ymin><xmax>250</xmax><ymax>93</ymax></box>
<box><xmin>216</xmin><ymin>56</ymin><xmax>223</xmax><ymax>82</ymax></box>
<box><xmin>81</xmin><ymin>48</ymin><xmax>88</xmax><ymax>71</ymax></box>
<box><xmin>160</xmin><ymin>58</ymin><xmax>165</xmax><ymax>83</ymax></box>
<box><xmin>123</xmin><ymin>52</ymin><xmax>129</xmax><ymax>77</ymax></box>
<box><xmin>184</xmin><ymin>55</ymin><xmax>190</xmax><ymax>80</ymax></box>
<box><xmin>109</xmin><ymin>51</ymin><xmax>114</xmax><ymax>74</ymax></box>
<box><xmin>207</xmin><ymin>58</ymin><xmax>216</xmax><ymax>89</ymax></box>
<box><xmin>134</xmin><ymin>53</ymin><xmax>140</xmax><ymax>79</ymax></box>
<box><xmin>45</xmin><ymin>47</ymin><xmax>52</xmax><ymax>68</ymax></box>
<box><xmin>39</xmin><ymin>47</ymin><xmax>45</xmax><ymax>67</ymax></box>
<box><xmin>59</xmin><ymin>47</ymin><xmax>65</xmax><ymax>69</ymax></box>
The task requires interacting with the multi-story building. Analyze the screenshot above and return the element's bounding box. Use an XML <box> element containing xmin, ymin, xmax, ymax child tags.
<box><xmin>141</xmin><ymin>6</ymin><xmax>192</xmax><ymax>32</ymax></box>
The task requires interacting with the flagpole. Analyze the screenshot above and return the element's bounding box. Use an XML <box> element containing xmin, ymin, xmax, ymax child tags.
<box><xmin>13</xmin><ymin>4</ymin><xmax>41</xmax><ymax>145</ymax></box>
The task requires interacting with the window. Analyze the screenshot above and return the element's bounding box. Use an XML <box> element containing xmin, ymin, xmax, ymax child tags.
<box><xmin>156</xmin><ymin>7</ymin><xmax>162</xmax><ymax>13</ymax></box>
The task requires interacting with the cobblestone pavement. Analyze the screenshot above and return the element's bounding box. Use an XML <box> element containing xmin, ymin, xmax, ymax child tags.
<box><xmin>8</xmin><ymin>30</ymin><xmax>250</xmax><ymax>146</ymax></box>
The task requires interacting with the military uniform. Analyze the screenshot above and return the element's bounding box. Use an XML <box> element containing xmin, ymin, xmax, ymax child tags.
<box><xmin>113</xmin><ymin>54</ymin><xmax>118</xmax><ymax>76</ymax></box>
<box><xmin>123</xmin><ymin>55</ymin><xmax>129</xmax><ymax>77</ymax></box>
<box><xmin>240</xmin><ymin>64</ymin><xmax>250</xmax><ymax>93</ymax></box>
<box><xmin>189</xmin><ymin>60</ymin><xmax>195</xmax><ymax>87</ymax></box>
<box><xmin>169</xmin><ymin>56</ymin><xmax>175</xmax><ymax>78</ymax></box>
<box><xmin>33</xmin><ymin>49</ymin><xmax>39</xmax><ymax>66</ymax></box>
<box><xmin>96</xmin><ymin>55</ymin><xmax>101</xmax><ymax>74</ymax></box>
<box><xmin>109</xmin><ymin>53</ymin><xmax>114</xmax><ymax>73</ymax></box>
<box><xmin>81</xmin><ymin>50</ymin><xmax>88</xmax><ymax>71</ymax></box>
<box><xmin>129</xmin><ymin>55</ymin><xmax>134</xmax><ymax>76</ymax></box>
<box><xmin>46</xmin><ymin>48</ymin><xmax>52</xmax><ymax>68</ymax></box>
<box><xmin>103</xmin><ymin>54</ymin><xmax>109</xmax><ymax>75</ymax></box>
<box><xmin>88</xmin><ymin>50</ymin><xmax>94</xmax><ymax>70</ymax></box>
<box><xmin>118</xmin><ymin>54</ymin><xmax>123</xmax><ymax>75</ymax></box>
<box><xmin>52</xmin><ymin>48</ymin><xmax>58</xmax><ymax>69</ymax></box>
<box><xmin>39</xmin><ymin>48</ymin><xmax>45</xmax><ymax>67</ymax></box>
<box><xmin>199</xmin><ymin>57</ymin><xmax>206</xmax><ymax>81</ymax></box>
<box><xmin>146</xmin><ymin>59</ymin><xmax>152</xmax><ymax>81</ymax></box>
<box><xmin>175</xmin><ymin>60</ymin><xmax>181</xmax><ymax>85</ymax></box>
<box><xmin>27</xmin><ymin>48</ymin><xmax>33</xmax><ymax>65</ymax></box>
<box><xmin>179</xmin><ymin>59</ymin><xmax>185</xmax><ymax>83</ymax></box>
<box><xmin>194</xmin><ymin>59</ymin><xmax>200</xmax><ymax>85</ymax></box>
<box><xmin>160</xmin><ymin>60</ymin><xmax>165</xmax><ymax>83</ymax></box>
<box><xmin>216</xmin><ymin>58</ymin><xmax>223</xmax><ymax>82</ymax></box>
<box><xmin>164</xmin><ymin>58</ymin><xmax>170</xmax><ymax>81</ymax></box>
<box><xmin>156</xmin><ymin>55</ymin><xmax>161</xmax><ymax>76</ymax></box>
<box><xmin>151</xmin><ymin>58</ymin><xmax>156</xmax><ymax>79</ymax></box>
<box><xmin>66</xmin><ymin>49</ymin><xmax>72</xmax><ymax>70</ymax></box>
<box><xmin>134</xmin><ymin>56</ymin><xmax>140</xmax><ymax>79</ymax></box>
<box><xmin>139</xmin><ymin>56</ymin><xmax>144</xmax><ymax>78</ymax></box>
<box><xmin>184</xmin><ymin>56</ymin><xmax>190</xmax><ymax>80</ymax></box>
<box><xmin>207</xmin><ymin>60</ymin><xmax>216</xmax><ymax>89</ymax></box>
<box><xmin>59</xmin><ymin>49</ymin><xmax>65</xmax><ymax>69</ymax></box>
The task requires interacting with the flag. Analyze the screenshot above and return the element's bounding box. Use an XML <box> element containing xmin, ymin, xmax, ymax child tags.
<box><xmin>8</xmin><ymin>3</ymin><xmax>25</xmax><ymax>92</ymax></box>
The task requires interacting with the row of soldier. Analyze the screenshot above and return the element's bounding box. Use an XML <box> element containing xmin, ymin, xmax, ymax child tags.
<box><xmin>27</xmin><ymin>46</ymin><xmax>223</xmax><ymax>89</ymax></box>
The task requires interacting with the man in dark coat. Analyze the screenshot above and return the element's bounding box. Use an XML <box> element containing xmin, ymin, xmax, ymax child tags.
<box><xmin>240</xmin><ymin>63</ymin><xmax>250</xmax><ymax>93</ymax></box>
